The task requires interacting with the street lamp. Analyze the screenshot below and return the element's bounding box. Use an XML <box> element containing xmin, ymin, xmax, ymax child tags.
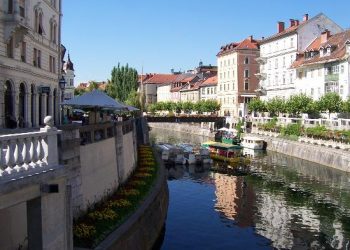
<box><xmin>59</xmin><ymin>76</ymin><xmax>66</xmax><ymax>124</ymax></box>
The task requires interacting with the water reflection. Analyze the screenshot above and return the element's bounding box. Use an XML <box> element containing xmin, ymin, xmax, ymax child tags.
<box><xmin>151</xmin><ymin>128</ymin><xmax>350</xmax><ymax>249</ymax></box>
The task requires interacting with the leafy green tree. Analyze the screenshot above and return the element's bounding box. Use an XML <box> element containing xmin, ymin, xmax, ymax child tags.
<box><xmin>266</xmin><ymin>97</ymin><xmax>285</xmax><ymax>117</ymax></box>
<box><xmin>248</xmin><ymin>98</ymin><xmax>266</xmax><ymax>113</ymax></box>
<box><xmin>125</xmin><ymin>90</ymin><xmax>141</xmax><ymax>109</ymax></box>
<box><xmin>342</xmin><ymin>97</ymin><xmax>350</xmax><ymax>113</ymax></box>
<box><xmin>182</xmin><ymin>101</ymin><xmax>194</xmax><ymax>113</ymax></box>
<box><xmin>318</xmin><ymin>92</ymin><xmax>342</xmax><ymax>118</ymax></box>
<box><xmin>107</xmin><ymin>63</ymin><xmax>138</xmax><ymax>102</ymax></box>
<box><xmin>204</xmin><ymin>100</ymin><xmax>220</xmax><ymax>113</ymax></box>
<box><xmin>74</xmin><ymin>88</ymin><xmax>85</xmax><ymax>96</ymax></box>
<box><xmin>88</xmin><ymin>81</ymin><xmax>99</xmax><ymax>92</ymax></box>
<box><xmin>285</xmin><ymin>94</ymin><xmax>313</xmax><ymax>117</ymax></box>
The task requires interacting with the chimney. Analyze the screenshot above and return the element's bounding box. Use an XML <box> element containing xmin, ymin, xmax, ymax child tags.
<box><xmin>303</xmin><ymin>14</ymin><xmax>309</xmax><ymax>22</ymax></box>
<box><xmin>277</xmin><ymin>21</ymin><xmax>285</xmax><ymax>33</ymax></box>
<box><xmin>321</xmin><ymin>29</ymin><xmax>330</xmax><ymax>44</ymax></box>
<box><xmin>295</xmin><ymin>20</ymin><xmax>300</xmax><ymax>26</ymax></box>
<box><xmin>262</xmin><ymin>36</ymin><xmax>265</xmax><ymax>40</ymax></box>
<box><xmin>290</xmin><ymin>19</ymin><xmax>295</xmax><ymax>27</ymax></box>
<box><xmin>249</xmin><ymin>35</ymin><xmax>253</xmax><ymax>41</ymax></box>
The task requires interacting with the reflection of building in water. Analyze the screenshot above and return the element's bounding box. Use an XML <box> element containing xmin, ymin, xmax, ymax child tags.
<box><xmin>214</xmin><ymin>173</ymin><xmax>255</xmax><ymax>227</ymax></box>
<box><xmin>254</xmin><ymin>191</ymin><xmax>348</xmax><ymax>249</ymax></box>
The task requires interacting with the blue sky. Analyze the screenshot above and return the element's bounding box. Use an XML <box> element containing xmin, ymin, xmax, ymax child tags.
<box><xmin>62</xmin><ymin>0</ymin><xmax>350</xmax><ymax>85</ymax></box>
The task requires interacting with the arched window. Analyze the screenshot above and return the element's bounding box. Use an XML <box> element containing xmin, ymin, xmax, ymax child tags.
<box><xmin>244</xmin><ymin>57</ymin><xmax>249</xmax><ymax>64</ymax></box>
<box><xmin>50</xmin><ymin>19</ymin><xmax>57</xmax><ymax>43</ymax></box>
<box><xmin>19</xmin><ymin>0</ymin><xmax>25</xmax><ymax>17</ymax></box>
<box><xmin>35</xmin><ymin>8</ymin><xmax>43</xmax><ymax>35</ymax></box>
<box><xmin>8</xmin><ymin>0</ymin><xmax>13</xmax><ymax>13</ymax></box>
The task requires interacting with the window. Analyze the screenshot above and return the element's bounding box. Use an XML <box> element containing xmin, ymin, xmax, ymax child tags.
<box><xmin>220</xmin><ymin>73</ymin><xmax>222</xmax><ymax>79</ymax></box>
<box><xmin>33</xmin><ymin>48</ymin><xmax>41</xmax><ymax>68</ymax></box>
<box><xmin>224</xmin><ymin>72</ymin><xmax>226</xmax><ymax>79</ymax></box>
<box><xmin>49</xmin><ymin>56</ymin><xmax>56</xmax><ymax>73</ymax></box>
<box><xmin>310</xmin><ymin>69</ymin><xmax>314</xmax><ymax>78</ymax></box>
<box><xmin>232</xmin><ymin>70</ymin><xmax>235</xmax><ymax>77</ymax></box>
<box><xmin>340</xmin><ymin>85</ymin><xmax>344</xmax><ymax>95</ymax></box>
<box><xmin>290</xmin><ymin>72</ymin><xmax>293</xmax><ymax>83</ymax></box>
<box><xmin>268</xmin><ymin>60</ymin><xmax>271</xmax><ymax>70</ymax></box>
<box><xmin>211</xmin><ymin>88</ymin><xmax>213</xmax><ymax>94</ymax></box>
<box><xmin>275</xmin><ymin>58</ymin><xmax>278</xmax><ymax>69</ymax></box>
<box><xmin>35</xmin><ymin>9</ymin><xmax>44</xmax><ymax>35</ymax></box>
<box><xmin>202</xmin><ymin>88</ymin><xmax>205</xmax><ymax>94</ymax></box>
<box><xmin>341</xmin><ymin>65</ymin><xmax>345</xmax><ymax>73</ymax></box>
<box><xmin>232</xmin><ymin>58</ymin><xmax>235</xmax><ymax>65</ymax></box>
<box><xmin>244</xmin><ymin>80</ymin><xmax>249</xmax><ymax>90</ymax></box>
<box><xmin>207</xmin><ymin>88</ymin><xmax>210</xmax><ymax>95</ymax></box>
<box><xmin>275</xmin><ymin>75</ymin><xmax>278</xmax><ymax>85</ymax></box>
<box><xmin>290</xmin><ymin>37</ymin><xmax>294</xmax><ymax>48</ymax></box>
<box><xmin>244</xmin><ymin>69</ymin><xmax>249</xmax><ymax>78</ymax></box>
<box><xmin>283</xmin><ymin>57</ymin><xmax>285</xmax><ymax>68</ymax></box>
<box><xmin>282</xmin><ymin>74</ymin><xmax>285</xmax><ymax>84</ymax></box>
<box><xmin>290</xmin><ymin>55</ymin><xmax>294</xmax><ymax>65</ymax></box>
<box><xmin>311</xmin><ymin>88</ymin><xmax>314</xmax><ymax>96</ymax></box>
<box><xmin>6</xmin><ymin>36</ymin><xmax>14</xmax><ymax>58</ymax></box>
<box><xmin>21</xmin><ymin>41</ymin><xmax>26</xmax><ymax>62</ymax></box>
<box><xmin>50</xmin><ymin>20</ymin><xmax>57</xmax><ymax>43</ymax></box>
<box><xmin>332</xmin><ymin>65</ymin><xmax>339</xmax><ymax>74</ymax></box>
<box><xmin>8</xmin><ymin>0</ymin><xmax>13</xmax><ymax>13</ymax></box>
<box><xmin>19</xmin><ymin>0</ymin><xmax>25</xmax><ymax>17</ymax></box>
<box><xmin>244</xmin><ymin>57</ymin><xmax>249</xmax><ymax>64</ymax></box>
<box><xmin>298</xmin><ymin>71</ymin><xmax>303</xmax><ymax>79</ymax></box>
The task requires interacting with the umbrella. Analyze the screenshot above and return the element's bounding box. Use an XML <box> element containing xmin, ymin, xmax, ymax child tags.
<box><xmin>218</xmin><ymin>127</ymin><xmax>229</xmax><ymax>131</ymax></box>
<box><xmin>63</xmin><ymin>90</ymin><xmax>126</xmax><ymax>110</ymax></box>
<box><xmin>125</xmin><ymin>105</ymin><xmax>140</xmax><ymax>112</ymax></box>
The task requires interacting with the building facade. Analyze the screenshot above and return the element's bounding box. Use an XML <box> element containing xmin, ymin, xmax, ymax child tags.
<box><xmin>293</xmin><ymin>30</ymin><xmax>350</xmax><ymax>100</ymax></box>
<box><xmin>257</xmin><ymin>13</ymin><xmax>343</xmax><ymax>101</ymax></box>
<box><xmin>62</xmin><ymin>52</ymin><xmax>75</xmax><ymax>100</ymax></box>
<box><xmin>0</xmin><ymin>0</ymin><xmax>63</xmax><ymax>128</ymax></box>
<box><xmin>217</xmin><ymin>35</ymin><xmax>260</xmax><ymax>119</ymax></box>
<box><xmin>199</xmin><ymin>75</ymin><xmax>217</xmax><ymax>101</ymax></box>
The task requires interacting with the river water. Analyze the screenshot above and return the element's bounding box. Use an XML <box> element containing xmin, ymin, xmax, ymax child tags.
<box><xmin>150</xmin><ymin>128</ymin><xmax>350</xmax><ymax>250</ymax></box>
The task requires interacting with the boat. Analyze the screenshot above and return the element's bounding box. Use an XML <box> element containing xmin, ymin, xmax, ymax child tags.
<box><xmin>214</xmin><ymin>129</ymin><xmax>241</xmax><ymax>145</ymax></box>
<box><xmin>155</xmin><ymin>143</ymin><xmax>186</xmax><ymax>164</ymax></box>
<box><xmin>241</xmin><ymin>136</ymin><xmax>265</xmax><ymax>150</ymax></box>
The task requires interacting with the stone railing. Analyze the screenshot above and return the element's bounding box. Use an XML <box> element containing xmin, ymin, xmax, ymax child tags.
<box><xmin>79</xmin><ymin>122</ymin><xmax>115</xmax><ymax>145</ymax></box>
<box><xmin>251</xmin><ymin>116</ymin><xmax>350</xmax><ymax>130</ymax></box>
<box><xmin>0</xmin><ymin>116</ymin><xmax>61</xmax><ymax>181</ymax></box>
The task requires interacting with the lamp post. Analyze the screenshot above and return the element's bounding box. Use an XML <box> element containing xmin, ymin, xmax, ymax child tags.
<box><xmin>59</xmin><ymin>76</ymin><xmax>66</xmax><ymax>124</ymax></box>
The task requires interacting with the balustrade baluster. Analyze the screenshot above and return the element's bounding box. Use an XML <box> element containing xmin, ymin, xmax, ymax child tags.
<box><xmin>13</xmin><ymin>139</ymin><xmax>22</xmax><ymax>172</ymax></box>
<box><xmin>30</xmin><ymin>137</ymin><xmax>38</xmax><ymax>168</ymax></box>
<box><xmin>5</xmin><ymin>140</ymin><xmax>15</xmax><ymax>175</ymax></box>
<box><xmin>0</xmin><ymin>141</ymin><xmax>4</xmax><ymax>177</ymax></box>
<box><xmin>22</xmin><ymin>138</ymin><xmax>30</xmax><ymax>170</ymax></box>
<box><xmin>36</xmin><ymin>136</ymin><xmax>45</xmax><ymax>167</ymax></box>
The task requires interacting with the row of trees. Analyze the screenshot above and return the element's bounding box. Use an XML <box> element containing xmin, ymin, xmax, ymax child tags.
<box><xmin>248</xmin><ymin>92</ymin><xmax>349</xmax><ymax>118</ymax></box>
<box><xmin>147</xmin><ymin>100</ymin><xmax>220</xmax><ymax>114</ymax></box>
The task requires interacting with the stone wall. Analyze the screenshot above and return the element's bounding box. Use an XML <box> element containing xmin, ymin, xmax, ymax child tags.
<box><xmin>149</xmin><ymin>122</ymin><xmax>215</xmax><ymax>138</ymax></box>
<box><xmin>262</xmin><ymin>136</ymin><xmax>350</xmax><ymax>172</ymax></box>
<box><xmin>95</xmin><ymin>155</ymin><xmax>169</xmax><ymax>250</ymax></box>
<box><xmin>80</xmin><ymin>138</ymin><xmax>119</xmax><ymax>210</ymax></box>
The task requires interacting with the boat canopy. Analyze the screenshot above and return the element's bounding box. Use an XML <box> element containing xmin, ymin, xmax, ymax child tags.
<box><xmin>209</xmin><ymin>142</ymin><xmax>242</xmax><ymax>150</ymax></box>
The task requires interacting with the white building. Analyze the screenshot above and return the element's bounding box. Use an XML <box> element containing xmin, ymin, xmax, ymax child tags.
<box><xmin>62</xmin><ymin>52</ymin><xmax>75</xmax><ymax>100</ymax></box>
<box><xmin>199</xmin><ymin>75</ymin><xmax>217</xmax><ymax>101</ymax></box>
<box><xmin>0</xmin><ymin>0</ymin><xmax>63</xmax><ymax>128</ymax></box>
<box><xmin>293</xmin><ymin>30</ymin><xmax>350</xmax><ymax>100</ymax></box>
<box><xmin>257</xmin><ymin>13</ymin><xmax>343</xmax><ymax>101</ymax></box>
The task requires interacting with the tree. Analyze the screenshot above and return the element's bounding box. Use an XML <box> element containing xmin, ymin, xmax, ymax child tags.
<box><xmin>266</xmin><ymin>97</ymin><xmax>285</xmax><ymax>117</ymax></box>
<box><xmin>88</xmin><ymin>81</ymin><xmax>99</xmax><ymax>92</ymax></box>
<box><xmin>74</xmin><ymin>88</ymin><xmax>85</xmax><ymax>96</ymax></box>
<box><xmin>107</xmin><ymin>63</ymin><xmax>138</xmax><ymax>102</ymax></box>
<box><xmin>342</xmin><ymin>97</ymin><xmax>350</xmax><ymax>113</ymax></box>
<box><xmin>248</xmin><ymin>98</ymin><xmax>266</xmax><ymax>113</ymax></box>
<box><xmin>125</xmin><ymin>89</ymin><xmax>141</xmax><ymax>109</ymax></box>
<box><xmin>182</xmin><ymin>101</ymin><xmax>194</xmax><ymax>114</ymax></box>
<box><xmin>318</xmin><ymin>92</ymin><xmax>342</xmax><ymax>118</ymax></box>
<box><xmin>285</xmin><ymin>94</ymin><xmax>313</xmax><ymax>117</ymax></box>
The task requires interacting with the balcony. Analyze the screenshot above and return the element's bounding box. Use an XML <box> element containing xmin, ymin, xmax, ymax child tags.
<box><xmin>255</xmin><ymin>72</ymin><xmax>267</xmax><ymax>80</ymax></box>
<box><xmin>325</xmin><ymin>74</ymin><xmax>339</xmax><ymax>82</ymax></box>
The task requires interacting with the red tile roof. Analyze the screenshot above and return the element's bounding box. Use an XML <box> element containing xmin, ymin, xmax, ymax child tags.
<box><xmin>201</xmin><ymin>75</ymin><xmax>218</xmax><ymax>86</ymax></box>
<box><xmin>143</xmin><ymin>74</ymin><xmax>178</xmax><ymax>85</ymax></box>
<box><xmin>291</xmin><ymin>30</ymin><xmax>350</xmax><ymax>68</ymax></box>
<box><xmin>217</xmin><ymin>36</ymin><xmax>260</xmax><ymax>56</ymax></box>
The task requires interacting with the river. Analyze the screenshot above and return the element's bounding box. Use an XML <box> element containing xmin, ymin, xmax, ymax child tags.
<box><xmin>150</xmin><ymin>127</ymin><xmax>350</xmax><ymax>250</ymax></box>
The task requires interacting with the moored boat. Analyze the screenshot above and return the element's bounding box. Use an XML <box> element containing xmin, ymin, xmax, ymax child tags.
<box><xmin>241</xmin><ymin>136</ymin><xmax>265</xmax><ymax>150</ymax></box>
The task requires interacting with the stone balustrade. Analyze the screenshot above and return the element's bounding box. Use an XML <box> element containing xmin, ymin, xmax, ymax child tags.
<box><xmin>0</xmin><ymin>116</ymin><xmax>61</xmax><ymax>181</ymax></box>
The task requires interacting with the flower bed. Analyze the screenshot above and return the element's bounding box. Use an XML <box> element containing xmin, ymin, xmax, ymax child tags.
<box><xmin>73</xmin><ymin>145</ymin><xmax>158</xmax><ymax>248</ymax></box>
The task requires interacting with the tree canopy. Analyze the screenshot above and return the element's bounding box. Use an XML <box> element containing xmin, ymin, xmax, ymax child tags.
<box><xmin>107</xmin><ymin>63</ymin><xmax>138</xmax><ymax>102</ymax></box>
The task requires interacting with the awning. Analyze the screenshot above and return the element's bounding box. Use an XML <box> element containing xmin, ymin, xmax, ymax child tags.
<box><xmin>62</xmin><ymin>90</ymin><xmax>127</xmax><ymax>110</ymax></box>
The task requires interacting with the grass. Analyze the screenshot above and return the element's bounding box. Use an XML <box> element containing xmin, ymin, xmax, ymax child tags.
<box><xmin>73</xmin><ymin>145</ymin><xmax>158</xmax><ymax>248</ymax></box>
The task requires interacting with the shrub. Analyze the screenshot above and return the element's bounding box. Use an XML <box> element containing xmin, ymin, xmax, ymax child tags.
<box><xmin>281</xmin><ymin>123</ymin><xmax>302</xmax><ymax>136</ymax></box>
